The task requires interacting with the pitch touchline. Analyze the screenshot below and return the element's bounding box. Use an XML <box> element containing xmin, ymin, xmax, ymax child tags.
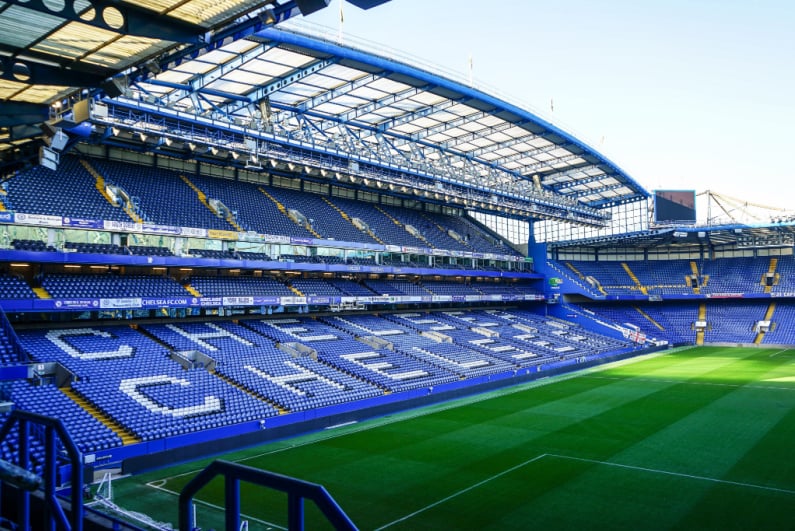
<box><xmin>373</xmin><ymin>454</ymin><xmax>549</xmax><ymax>530</ymax></box>
<box><xmin>145</xmin><ymin>481</ymin><xmax>287</xmax><ymax>530</ymax></box>
<box><xmin>547</xmin><ymin>454</ymin><xmax>795</xmax><ymax>495</ymax></box>
<box><xmin>151</xmin><ymin>367</ymin><xmax>599</xmax><ymax>483</ymax></box>
<box><xmin>152</xmin><ymin>351</ymin><xmax>667</xmax><ymax>484</ymax></box>
<box><xmin>585</xmin><ymin>375</ymin><xmax>795</xmax><ymax>392</ymax></box>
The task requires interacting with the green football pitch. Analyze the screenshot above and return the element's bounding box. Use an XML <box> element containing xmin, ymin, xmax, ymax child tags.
<box><xmin>103</xmin><ymin>346</ymin><xmax>795</xmax><ymax>530</ymax></box>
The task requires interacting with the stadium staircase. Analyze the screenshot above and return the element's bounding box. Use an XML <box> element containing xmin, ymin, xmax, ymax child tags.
<box><xmin>621</xmin><ymin>263</ymin><xmax>647</xmax><ymax>295</ymax></box>
<box><xmin>689</xmin><ymin>261</ymin><xmax>703</xmax><ymax>294</ymax></box>
<box><xmin>61</xmin><ymin>386</ymin><xmax>140</xmax><ymax>445</ymax></box>
<box><xmin>754</xmin><ymin>302</ymin><xmax>777</xmax><ymax>344</ymax></box>
<box><xmin>696</xmin><ymin>303</ymin><xmax>707</xmax><ymax>345</ymax></box>
<box><xmin>763</xmin><ymin>258</ymin><xmax>779</xmax><ymax>294</ymax></box>
<box><xmin>32</xmin><ymin>286</ymin><xmax>51</xmax><ymax>299</ymax></box>
<box><xmin>211</xmin><ymin>369</ymin><xmax>289</xmax><ymax>414</ymax></box>
<box><xmin>288</xmin><ymin>285</ymin><xmax>304</xmax><ymax>296</ymax></box>
<box><xmin>180</xmin><ymin>175</ymin><xmax>243</xmax><ymax>232</ymax></box>
<box><xmin>565</xmin><ymin>262</ymin><xmax>607</xmax><ymax>295</ymax></box>
<box><xmin>81</xmin><ymin>159</ymin><xmax>143</xmax><ymax>223</ymax></box>
<box><xmin>422</xmin><ymin>213</ymin><xmax>471</xmax><ymax>249</ymax></box>
<box><xmin>375</xmin><ymin>205</ymin><xmax>435</xmax><ymax>248</ymax></box>
<box><xmin>183</xmin><ymin>283</ymin><xmax>202</xmax><ymax>297</ymax></box>
<box><xmin>322</xmin><ymin>197</ymin><xmax>384</xmax><ymax>244</ymax></box>
<box><xmin>258</xmin><ymin>186</ymin><xmax>321</xmax><ymax>238</ymax></box>
<box><xmin>633</xmin><ymin>306</ymin><xmax>665</xmax><ymax>331</ymax></box>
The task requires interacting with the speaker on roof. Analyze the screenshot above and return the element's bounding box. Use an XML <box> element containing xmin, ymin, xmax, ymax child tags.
<box><xmin>295</xmin><ymin>0</ymin><xmax>330</xmax><ymax>15</ymax></box>
<box><xmin>50</xmin><ymin>129</ymin><xmax>69</xmax><ymax>151</ymax></box>
<box><xmin>71</xmin><ymin>99</ymin><xmax>90</xmax><ymax>124</ymax></box>
<box><xmin>101</xmin><ymin>76</ymin><xmax>128</xmax><ymax>98</ymax></box>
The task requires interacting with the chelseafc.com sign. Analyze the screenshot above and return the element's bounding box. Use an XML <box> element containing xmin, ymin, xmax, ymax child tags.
<box><xmin>548</xmin><ymin>277</ymin><xmax>563</xmax><ymax>289</ymax></box>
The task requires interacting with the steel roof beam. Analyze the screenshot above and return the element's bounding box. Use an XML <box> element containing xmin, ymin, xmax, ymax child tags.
<box><xmin>516</xmin><ymin>153</ymin><xmax>584</xmax><ymax>175</ymax></box>
<box><xmin>541</xmin><ymin>164</ymin><xmax>603</xmax><ymax>184</ymax></box>
<box><xmin>297</xmin><ymin>72</ymin><xmax>382</xmax><ymax>112</ymax></box>
<box><xmin>220</xmin><ymin>57</ymin><xmax>339</xmax><ymax>117</ymax></box>
<box><xmin>4</xmin><ymin>0</ymin><xmax>207</xmax><ymax>43</ymax></box>
<box><xmin>320</xmin><ymin>84</ymin><xmax>433</xmax><ymax>131</ymax></box>
<box><xmin>0</xmin><ymin>48</ymin><xmax>113</xmax><ymax>86</ymax></box>
<box><xmin>0</xmin><ymin>101</ymin><xmax>50</xmax><ymax>127</ymax></box>
<box><xmin>487</xmin><ymin>142</ymin><xmax>575</xmax><ymax>166</ymax></box>
<box><xmin>412</xmin><ymin>110</ymin><xmax>489</xmax><ymax>141</ymax></box>
<box><xmin>568</xmin><ymin>182</ymin><xmax>625</xmax><ymax>199</ymax></box>
<box><xmin>383</xmin><ymin>109</ymin><xmax>489</xmax><ymax>150</ymax></box>
<box><xmin>374</xmin><ymin>97</ymin><xmax>467</xmax><ymax>132</ymax></box>
<box><xmin>153</xmin><ymin>41</ymin><xmax>280</xmax><ymax>109</ymax></box>
<box><xmin>550</xmin><ymin>172</ymin><xmax>610</xmax><ymax>192</ymax></box>
<box><xmin>438</xmin><ymin>121</ymin><xmax>515</xmax><ymax>150</ymax></box>
<box><xmin>463</xmin><ymin>131</ymin><xmax>550</xmax><ymax>158</ymax></box>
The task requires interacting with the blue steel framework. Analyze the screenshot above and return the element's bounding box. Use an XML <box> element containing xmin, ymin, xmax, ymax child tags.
<box><xmin>69</xmin><ymin>24</ymin><xmax>648</xmax><ymax>232</ymax></box>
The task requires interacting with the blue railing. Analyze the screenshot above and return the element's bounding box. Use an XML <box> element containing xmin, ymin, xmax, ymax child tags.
<box><xmin>178</xmin><ymin>459</ymin><xmax>357</xmax><ymax>531</ymax></box>
<box><xmin>0</xmin><ymin>410</ymin><xmax>84</xmax><ymax>531</ymax></box>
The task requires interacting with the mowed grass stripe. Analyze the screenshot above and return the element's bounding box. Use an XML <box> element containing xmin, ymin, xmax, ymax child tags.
<box><xmin>108</xmin><ymin>347</ymin><xmax>795</xmax><ymax>530</ymax></box>
<box><xmin>674</xmin><ymin>404</ymin><xmax>795</xmax><ymax>530</ymax></box>
<box><xmin>215</xmin><ymin>354</ymin><xmax>764</xmax><ymax>528</ymax></box>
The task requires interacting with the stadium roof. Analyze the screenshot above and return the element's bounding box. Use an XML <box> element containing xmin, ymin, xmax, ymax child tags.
<box><xmin>546</xmin><ymin>222</ymin><xmax>795</xmax><ymax>252</ymax></box>
<box><xmin>1</xmin><ymin>0</ymin><xmax>648</xmax><ymax>225</ymax></box>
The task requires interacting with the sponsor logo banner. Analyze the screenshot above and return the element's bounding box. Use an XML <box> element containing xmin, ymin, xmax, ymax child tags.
<box><xmin>62</xmin><ymin>217</ymin><xmax>103</xmax><ymax>229</ymax></box>
<box><xmin>207</xmin><ymin>229</ymin><xmax>238</xmax><ymax>240</ymax></box>
<box><xmin>16</xmin><ymin>213</ymin><xmax>62</xmax><ymax>227</ymax></box>
<box><xmin>54</xmin><ymin>299</ymin><xmax>99</xmax><ymax>309</ymax></box>
<box><xmin>142</xmin><ymin>224</ymin><xmax>182</xmax><ymax>235</ymax></box>
<box><xmin>141</xmin><ymin>298</ymin><xmax>189</xmax><ymax>307</ymax></box>
<box><xmin>103</xmin><ymin>220</ymin><xmax>142</xmax><ymax>232</ymax></box>
<box><xmin>179</xmin><ymin>226</ymin><xmax>206</xmax><ymax>237</ymax></box>
<box><xmin>100</xmin><ymin>298</ymin><xmax>142</xmax><ymax>309</ymax></box>
<box><xmin>222</xmin><ymin>296</ymin><xmax>253</xmax><ymax>306</ymax></box>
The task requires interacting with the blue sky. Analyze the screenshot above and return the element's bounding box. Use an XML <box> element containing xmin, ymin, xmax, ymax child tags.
<box><xmin>297</xmin><ymin>0</ymin><xmax>794</xmax><ymax>219</ymax></box>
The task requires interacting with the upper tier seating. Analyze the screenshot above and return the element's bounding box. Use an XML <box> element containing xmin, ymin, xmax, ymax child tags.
<box><xmin>182</xmin><ymin>174</ymin><xmax>314</xmax><ymax>238</ymax></box>
<box><xmin>259</xmin><ymin>187</ymin><xmax>378</xmax><ymax>244</ymax></box>
<box><xmin>88</xmin><ymin>159</ymin><xmax>237</xmax><ymax>231</ymax></box>
<box><xmin>557</xmin><ymin>257</ymin><xmax>792</xmax><ymax>297</ymax></box>
<box><xmin>6</xmin><ymin>157</ymin><xmax>132</xmax><ymax>222</ymax></box>
<box><xmin>323</xmin><ymin>197</ymin><xmax>428</xmax><ymax>248</ymax></box>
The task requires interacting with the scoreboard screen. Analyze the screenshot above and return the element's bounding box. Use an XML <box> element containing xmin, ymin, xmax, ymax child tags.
<box><xmin>654</xmin><ymin>190</ymin><xmax>696</xmax><ymax>223</ymax></box>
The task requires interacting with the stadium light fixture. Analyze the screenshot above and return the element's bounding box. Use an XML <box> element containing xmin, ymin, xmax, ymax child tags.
<box><xmin>260</xmin><ymin>6</ymin><xmax>277</xmax><ymax>25</ymax></box>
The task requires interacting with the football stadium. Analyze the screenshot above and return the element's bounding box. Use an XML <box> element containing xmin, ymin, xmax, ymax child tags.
<box><xmin>0</xmin><ymin>1</ymin><xmax>793</xmax><ymax>529</ymax></box>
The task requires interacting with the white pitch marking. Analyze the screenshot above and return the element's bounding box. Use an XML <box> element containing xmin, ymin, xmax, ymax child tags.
<box><xmin>145</xmin><ymin>480</ymin><xmax>287</xmax><ymax>530</ymax></box>
<box><xmin>585</xmin><ymin>375</ymin><xmax>795</xmax><ymax>392</ymax></box>
<box><xmin>146</xmin><ymin>350</ymin><xmax>669</xmax><ymax>484</ymax></box>
<box><xmin>373</xmin><ymin>454</ymin><xmax>549</xmax><ymax>530</ymax></box>
<box><xmin>547</xmin><ymin>453</ymin><xmax>795</xmax><ymax>495</ymax></box>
